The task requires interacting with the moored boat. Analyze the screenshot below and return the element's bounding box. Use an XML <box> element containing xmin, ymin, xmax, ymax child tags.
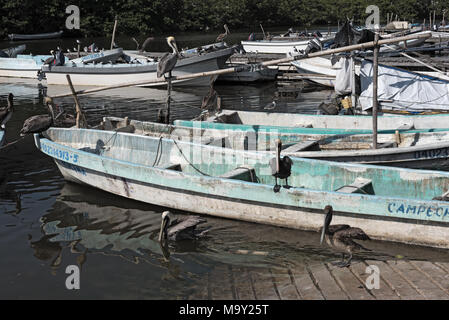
<box><xmin>34</xmin><ymin>127</ymin><xmax>449</xmax><ymax>249</ymax></box>
<box><xmin>8</xmin><ymin>31</ymin><xmax>63</xmax><ymax>41</ymax></box>
<box><xmin>0</xmin><ymin>54</ymin><xmax>52</xmax><ymax>79</ymax></box>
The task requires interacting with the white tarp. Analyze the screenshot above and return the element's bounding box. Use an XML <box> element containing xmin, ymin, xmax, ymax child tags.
<box><xmin>359</xmin><ymin>60</ymin><xmax>449</xmax><ymax>112</ymax></box>
<box><xmin>334</xmin><ymin>57</ymin><xmax>353</xmax><ymax>96</ymax></box>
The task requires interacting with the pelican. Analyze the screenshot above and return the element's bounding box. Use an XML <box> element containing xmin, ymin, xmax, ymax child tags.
<box><xmin>158</xmin><ymin>211</ymin><xmax>208</xmax><ymax>242</ymax></box>
<box><xmin>216</xmin><ymin>24</ymin><xmax>230</xmax><ymax>42</ymax></box>
<box><xmin>20</xmin><ymin>102</ymin><xmax>55</xmax><ymax>136</ymax></box>
<box><xmin>157</xmin><ymin>36</ymin><xmax>179</xmax><ymax>78</ymax></box>
<box><xmin>320</xmin><ymin>205</ymin><xmax>371</xmax><ymax>268</ymax></box>
<box><xmin>269</xmin><ymin>139</ymin><xmax>293</xmax><ymax>193</ymax></box>
<box><xmin>42</xmin><ymin>50</ymin><xmax>56</xmax><ymax>65</ymax></box>
<box><xmin>0</xmin><ymin>93</ymin><xmax>14</xmax><ymax>129</ymax></box>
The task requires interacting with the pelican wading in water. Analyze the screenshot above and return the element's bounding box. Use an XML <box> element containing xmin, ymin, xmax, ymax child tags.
<box><xmin>158</xmin><ymin>211</ymin><xmax>209</xmax><ymax>243</ymax></box>
<box><xmin>0</xmin><ymin>93</ymin><xmax>14</xmax><ymax>129</ymax></box>
<box><xmin>216</xmin><ymin>24</ymin><xmax>230</xmax><ymax>42</ymax></box>
<box><xmin>269</xmin><ymin>139</ymin><xmax>293</xmax><ymax>193</ymax></box>
<box><xmin>320</xmin><ymin>205</ymin><xmax>371</xmax><ymax>268</ymax></box>
<box><xmin>20</xmin><ymin>101</ymin><xmax>56</xmax><ymax>136</ymax></box>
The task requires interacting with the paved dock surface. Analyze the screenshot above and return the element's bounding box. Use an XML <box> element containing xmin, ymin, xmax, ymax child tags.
<box><xmin>189</xmin><ymin>259</ymin><xmax>449</xmax><ymax>300</ymax></box>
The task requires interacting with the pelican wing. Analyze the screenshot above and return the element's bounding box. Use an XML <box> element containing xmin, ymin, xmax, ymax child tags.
<box><xmin>335</xmin><ymin>227</ymin><xmax>370</xmax><ymax>241</ymax></box>
<box><xmin>157</xmin><ymin>53</ymin><xmax>178</xmax><ymax>78</ymax></box>
<box><xmin>168</xmin><ymin>216</ymin><xmax>206</xmax><ymax>236</ymax></box>
<box><xmin>21</xmin><ymin>115</ymin><xmax>52</xmax><ymax>135</ymax></box>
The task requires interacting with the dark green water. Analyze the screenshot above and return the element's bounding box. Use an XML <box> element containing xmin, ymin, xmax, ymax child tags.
<box><xmin>1</xmin><ymin>35</ymin><xmax>449</xmax><ymax>300</ymax></box>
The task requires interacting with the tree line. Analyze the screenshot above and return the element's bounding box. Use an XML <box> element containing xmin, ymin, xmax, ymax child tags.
<box><xmin>1</xmin><ymin>0</ymin><xmax>447</xmax><ymax>39</ymax></box>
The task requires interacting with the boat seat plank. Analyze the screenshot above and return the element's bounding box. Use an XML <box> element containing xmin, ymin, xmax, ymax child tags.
<box><xmin>160</xmin><ymin>163</ymin><xmax>182</xmax><ymax>171</ymax></box>
<box><xmin>283</xmin><ymin>140</ymin><xmax>320</xmax><ymax>153</ymax></box>
<box><xmin>205</xmin><ymin>136</ymin><xmax>230</xmax><ymax>148</ymax></box>
<box><xmin>377</xmin><ymin>142</ymin><xmax>397</xmax><ymax>149</ymax></box>
<box><xmin>396</xmin><ymin>124</ymin><xmax>414</xmax><ymax>130</ymax></box>
<box><xmin>336</xmin><ymin>177</ymin><xmax>374</xmax><ymax>195</ymax></box>
<box><xmin>219</xmin><ymin>167</ymin><xmax>257</xmax><ymax>182</ymax></box>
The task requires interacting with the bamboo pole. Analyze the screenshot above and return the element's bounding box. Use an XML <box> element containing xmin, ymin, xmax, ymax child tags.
<box><xmin>48</xmin><ymin>32</ymin><xmax>431</xmax><ymax>99</ymax></box>
<box><xmin>372</xmin><ymin>33</ymin><xmax>380</xmax><ymax>150</ymax></box>
<box><xmin>110</xmin><ymin>16</ymin><xmax>118</xmax><ymax>50</ymax></box>
<box><xmin>66</xmin><ymin>75</ymin><xmax>87</xmax><ymax>128</ymax></box>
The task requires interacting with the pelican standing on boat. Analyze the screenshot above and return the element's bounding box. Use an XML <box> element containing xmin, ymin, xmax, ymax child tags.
<box><xmin>157</xmin><ymin>36</ymin><xmax>179</xmax><ymax>124</ymax></box>
<box><xmin>269</xmin><ymin>139</ymin><xmax>292</xmax><ymax>193</ymax></box>
<box><xmin>0</xmin><ymin>93</ymin><xmax>14</xmax><ymax>129</ymax></box>
<box><xmin>158</xmin><ymin>211</ymin><xmax>208</xmax><ymax>242</ymax></box>
<box><xmin>320</xmin><ymin>205</ymin><xmax>371</xmax><ymax>268</ymax></box>
<box><xmin>20</xmin><ymin>101</ymin><xmax>55</xmax><ymax>136</ymax></box>
<box><xmin>216</xmin><ymin>24</ymin><xmax>230</xmax><ymax>42</ymax></box>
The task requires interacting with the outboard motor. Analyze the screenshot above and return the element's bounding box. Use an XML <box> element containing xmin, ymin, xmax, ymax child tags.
<box><xmin>304</xmin><ymin>38</ymin><xmax>323</xmax><ymax>55</ymax></box>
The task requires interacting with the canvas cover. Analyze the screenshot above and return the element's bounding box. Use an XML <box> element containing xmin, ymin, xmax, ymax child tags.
<box><xmin>359</xmin><ymin>59</ymin><xmax>449</xmax><ymax>112</ymax></box>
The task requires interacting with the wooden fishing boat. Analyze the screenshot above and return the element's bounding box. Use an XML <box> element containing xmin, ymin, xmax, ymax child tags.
<box><xmin>192</xmin><ymin>109</ymin><xmax>449</xmax><ymax>130</ymax></box>
<box><xmin>101</xmin><ymin>117</ymin><xmax>449</xmax><ymax>171</ymax></box>
<box><xmin>8</xmin><ymin>31</ymin><xmax>63</xmax><ymax>41</ymax></box>
<box><xmin>0</xmin><ymin>54</ymin><xmax>52</xmax><ymax>79</ymax></box>
<box><xmin>217</xmin><ymin>63</ymin><xmax>278</xmax><ymax>83</ymax></box>
<box><xmin>34</xmin><ymin>127</ymin><xmax>449</xmax><ymax>248</ymax></box>
<box><xmin>0</xmin><ymin>45</ymin><xmax>26</xmax><ymax>58</ymax></box>
<box><xmin>42</xmin><ymin>46</ymin><xmax>236</xmax><ymax>87</ymax></box>
<box><xmin>241</xmin><ymin>36</ymin><xmax>333</xmax><ymax>54</ymax></box>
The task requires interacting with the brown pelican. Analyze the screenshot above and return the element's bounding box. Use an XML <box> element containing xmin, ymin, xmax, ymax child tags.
<box><xmin>141</xmin><ymin>37</ymin><xmax>154</xmax><ymax>52</ymax></box>
<box><xmin>42</xmin><ymin>50</ymin><xmax>56</xmax><ymax>65</ymax></box>
<box><xmin>269</xmin><ymin>139</ymin><xmax>293</xmax><ymax>193</ymax></box>
<box><xmin>0</xmin><ymin>93</ymin><xmax>14</xmax><ymax>129</ymax></box>
<box><xmin>20</xmin><ymin>102</ymin><xmax>55</xmax><ymax>136</ymax></box>
<box><xmin>157</xmin><ymin>36</ymin><xmax>179</xmax><ymax>78</ymax></box>
<box><xmin>158</xmin><ymin>211</ymin><xmax>208</xmax><ymax>242</ymax></box>
<box><xmin>216</xmin><ymin>24</ymin><xmax>230</xmax><ymax>42</ymax></box>
<box><xmin>320</xmin><ymin>205</ymin><xmax>371</xmax><ymax>268</ymax></box>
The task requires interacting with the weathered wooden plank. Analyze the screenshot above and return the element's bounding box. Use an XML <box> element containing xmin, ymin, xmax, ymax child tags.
<box><xmin>384</xmin><ymin>261</ymin><xmax>431</xmax><ymax>299</ymax></box>
<box><xmin>249</xmin><ymin>269</ymin><xmax>280</xmax><ymax>300</ymax></box>
<box><xmin>350</xmin><ymin>262</ymin><xmax>400</xmax><ymax>300</ymax></box>
<box><xmin>289</xmin><ymin>267</ymin><xmax>324</xmax><ymax>300</ymax></box>
<box><xmin>308</xmin><ymin>263</ymin><xmax>349</xmax><ymax>300</ymax></box>
<box><xmin>283</xmin><ymin>140</ymin><xmax>319</xmax><ymax>153</ymax></box>
<box><xmin>327</xmin><ymin>263</ymin><xmax>375</xmax><ymax>300</ymax></box>
<box><xmin>366</xmin><ymin>260</ymin><xmax>421</xmax><ymax>299</ymax></box>
<box><xmin>408</xmin><ymin>261</ymin><xmax>449</xmax><ymax>299</ymax></box>
<box><xmin>231</xmin><ymin>267</ymin><xmax>256</xmax><ymax>300</ymax></box>
<box><xmin>209</xmin><ymin>266</ymin><xmax>234</xmax><ymax>300</ymax></box>
<box><xmin>270</xmin><ymin>268</ymin><xmax>301</xmax><ymax>300</ymax></box>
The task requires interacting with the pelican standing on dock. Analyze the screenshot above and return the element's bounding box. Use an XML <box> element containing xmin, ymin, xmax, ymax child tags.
<box><xmin>216</xmin><ymin>24</ymin><xmax>230</xmax><ymax>42</ymax></box>
<box><xmin>20</xmin><ymin>101</ymin><xmax>55</xmax><ymax>136</ymax></box>
<box><xmin>157</xmin><ymin>36</ymin><xmax>179</xmax><ymax>124</ymax></box>
<box><xmin>269</xmin><ymin>139</ymin><xmax>292</xmax><ymax>193</ymax></box>
<box><xmin>0</xmin><ymin>93</ymin><xmax>14</xmax><ymax>129</ymax></box>
<box><xmin>158</xmin><ymin>211</ymin><xmax>208</xmax><ymax>242</ymax></box>
<box><xmin>320</xmin><ymin>205</ymin><xmax>371</xmax><ymax>268</ymax></box>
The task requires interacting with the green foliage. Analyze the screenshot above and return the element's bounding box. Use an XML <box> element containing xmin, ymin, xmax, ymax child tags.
<box><xmin>0</xmin><ymin>0</ymin><xmax>445</xmax><ymax>39</ymax></box>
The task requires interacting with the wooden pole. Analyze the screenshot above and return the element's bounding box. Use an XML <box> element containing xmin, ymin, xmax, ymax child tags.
<box><xmin>110</xmin><ymin>16</ymin><xmax>118</xmax><ymax>50</ymax></box>
<box><xmin>166</xmin><ymin>72</ymin><xmax>172</xmax><ymax>124</ymax></box>
<box><xmin>260</xmin><ymin>24</ymin><xmax>266</xmax><ymax>39</ymax></box>
<box><xmin>66</xmin><ymin>75</ymin><xmax>87</xmax><ymax>128</ymax></box>
<box><xmin>48</xmin><ymin>33</ymin><xmax>431</xmax><ymax>99</ymax></box>
<box><xmin>372</xmin><ymin>33</ymin><xmax>380</xmax><ymax>150</ymax></box>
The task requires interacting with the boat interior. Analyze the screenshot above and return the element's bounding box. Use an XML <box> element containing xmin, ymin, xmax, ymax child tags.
<box><xmin>45</xmin><ymin>127</ymin><xmax>449</xmax><ymax>201</ymax></box>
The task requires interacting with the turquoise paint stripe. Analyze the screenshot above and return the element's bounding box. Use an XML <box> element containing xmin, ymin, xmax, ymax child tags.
<box><xmin>37</xmin><ymin>136</ymin><xmax>449</xmax><ymax>224</ymax></box>
<box><xmin>175</xmin><ymin>120</ymin><xmax>449</xmax><ymax>135</ymax></box>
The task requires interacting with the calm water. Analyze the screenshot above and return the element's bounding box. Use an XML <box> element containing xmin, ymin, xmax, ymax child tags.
<box><xmin>1</xmin><ymin>36</ymin><xmax>449</xmax><ymax>300</ymax></box>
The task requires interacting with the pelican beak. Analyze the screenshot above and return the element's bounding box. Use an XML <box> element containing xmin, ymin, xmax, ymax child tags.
<box><xmin>320</xmin><ymin>225</ymin><xmax>326</xmax><ymax>245</ymax></box>
<box><xmin>158</xmin><ymin>217</ymin><xmax>168</xmax><ymax>242</ymax></box>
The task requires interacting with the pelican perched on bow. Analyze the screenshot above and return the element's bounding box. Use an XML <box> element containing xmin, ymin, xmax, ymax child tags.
<box><xmin>320</xmin><ymin>205</ymin><xmax>371</xmax><ymax>268</ymax></box>
<box><xmin>216</xmin><ymin>24</ymin><xmax>230</xmax><ymax>42</ymax></box>
<box><xmin>0</xmin><ymin>93</ymin><xmax>14</xmax><ymax>129</ymax></box>
<box><xmin>157</xmin><ymin>36</ymin><xmax>179</xmax><ymax>78</ymax></box>
<box><xmin>20</xmin><ymin>101</ymin><xmax>55</xmax><ymax>136</ymax></box>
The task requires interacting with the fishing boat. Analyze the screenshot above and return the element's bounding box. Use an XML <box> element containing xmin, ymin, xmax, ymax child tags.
<box><xmin>42</xmin><ymin>46</ymin><xmax>237</xmax><ymax>87</ymax></box>
<box><xmin>0</xmin><ymin>45</ymin><xmax>26</xmax><ymax>58</ymax></box>
<box><xmin>8</xmin><ymin>31</ymin><xmax>63</xmax><ymax>41</ymax></box>
<box><xmin>191</xmin><ymin>109</ymin><xmax>449</xmax><ymax>130</ymax></box>
<box><xmin>100</xmin><ymin>117</ymin><xmax>449</xmax><ymax>171</ymax></box>
<box><xmin>241</xmin><ymin>36</ymin><xmax>333</xmax><ymax>54</ymax></box>
<box><xmin>217</xmin><ymin>63</ymin><xmax>278</xmax><ymax>83</ymax></box>
<box><xmin>34</xmin><ymin>127</ymin><xmax>449</xmax><ymax>248</ymax></box>
<box><xmin>0</xmin><ymin>54</ymin><xmax>52</xmax><ymax>79</ymax></box>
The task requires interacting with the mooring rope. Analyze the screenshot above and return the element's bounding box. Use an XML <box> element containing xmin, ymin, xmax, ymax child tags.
<box><xmin>171</xmin><ymin>138</ymin><xmax>211</xmax><ymax>176</ymax></box>
<box><xmin>0</xmin><ymin>136</ymin><xmax>26</xmax><ymax>150</ymax></box>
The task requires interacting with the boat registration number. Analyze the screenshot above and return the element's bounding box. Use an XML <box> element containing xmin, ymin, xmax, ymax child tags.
<box><xmin>41</xmin><ymin>143</ymin><xmax>79</xmax><ymax>163</ymax></box>
<box><xmin>414</xmin><ymin>148</ymin><xmax>449</xmax><ymax>159</ymax></box>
